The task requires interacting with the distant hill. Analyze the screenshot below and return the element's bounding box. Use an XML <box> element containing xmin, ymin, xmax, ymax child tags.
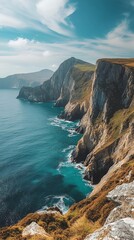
<box><xmin>0</xmin><ymin>69</ymin><xmax>53</xmax><ymax>89</ymax></box>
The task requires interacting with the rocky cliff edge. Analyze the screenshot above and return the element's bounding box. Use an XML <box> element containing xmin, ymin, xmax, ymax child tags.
<box><xmin>73</xmin><ymin>58</ymin><xmax>134</xmax><ymax>184</ymax></box>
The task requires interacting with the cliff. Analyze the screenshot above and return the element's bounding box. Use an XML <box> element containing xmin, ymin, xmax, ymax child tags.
<box><xmin>17</xmin><ymin>58</ymin><xmax>95</xmax><ymax>120</ymax></box>
<box><xmin>73</xmin><ymin>59</ymin><xmax>134</xmax><ymax>184</ymax></box>
<box><xmin>58</xmin><ymin>64</ymin><xmax>95</xmax><ymax>121</ymax></box>
<box><xmin>0</xmin><ymin>69</ymin><xmax>53</xmax><ymax>89</ymax></box>
<box><xmin>0</xmin><ymin>58</ymin><xmax>133</xmax><ymax>239</ymax></box>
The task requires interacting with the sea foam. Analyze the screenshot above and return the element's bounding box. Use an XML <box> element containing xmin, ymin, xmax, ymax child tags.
<box><xmin>38</xmin><ymin>195</ymin><xmax>75</xmax><ymax>214</ymax></box>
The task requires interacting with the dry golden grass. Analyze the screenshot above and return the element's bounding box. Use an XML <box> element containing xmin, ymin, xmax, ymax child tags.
<box><xmin>70</xmin><ymin>65</ymin><xmax>94</xmax><ymax>107</ymax></box>
<box><xmin>68</xmin><ymin>159</ymin><xmax>134</xmax><ymax>225</ymax></box>
<box><xmin>75</xmin><ymin>64</ymin><xmax>96</xmax><ymax>72</ymax></box>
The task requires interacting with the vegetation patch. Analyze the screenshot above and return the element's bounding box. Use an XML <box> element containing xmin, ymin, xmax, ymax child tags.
<box><xmin>99</xmin><ymin>58</ymin><xmax>134</xmax><ymax>68</ymax></box>
<box><xmin>75</xmin><ymin>64</ymin><xmax>96</xmax><ymax>72</ymax></box>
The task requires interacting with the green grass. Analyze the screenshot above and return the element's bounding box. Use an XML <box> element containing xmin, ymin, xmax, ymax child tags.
<box><xmin>92</xmin><ymin>105</ymin><xmax>134</xmax><ymax>156</ymax></box>
<box><xmin>69</xmin><ymin>65</ymin><xmax>94</xmax><ymax>105</ymax></box>
<box><xmin>109</xmin><ymin>106</ymin><xmax>134</xmax><ymax>139</ymax></box>
<box><xmin>75</xmin><ymin>64</ymin><xmax>96</xmax><ymax>72</ymax></box>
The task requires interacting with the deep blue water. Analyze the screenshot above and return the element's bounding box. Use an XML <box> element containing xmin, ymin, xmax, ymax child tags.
<box><xmin>0</xmin><ymin>89</ymin><xmax>92</xmax><ymax>227</ymax></box>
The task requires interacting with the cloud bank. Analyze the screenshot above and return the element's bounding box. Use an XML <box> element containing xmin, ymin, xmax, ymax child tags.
<box><xmin>0</xmin><ymin>20</ymin><xmax>134</xmax><ymax>77</ymax></box>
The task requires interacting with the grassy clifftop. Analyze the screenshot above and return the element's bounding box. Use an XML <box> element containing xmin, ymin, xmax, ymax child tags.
<box><xmin>98</xmin><ymin>58</ymin><xmax>134</xmax><ymax>67</ymax></box>
<box><xmin>74</xmin><ymin>64</ymin><xmax>96</xmax><ymax>72</ymax></box>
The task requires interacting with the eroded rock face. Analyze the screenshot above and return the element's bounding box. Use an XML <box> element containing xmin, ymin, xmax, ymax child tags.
<box><xmin>105</xmin><ymin>181</ymin><xmax>134</xmax><ymax>224</ymax></box>
<box><xmin>85</xmin><ymin>218</ymin><xmax>134</xmax><ymax>240</ymax></box>
<box><xmin>90</xmin><ymin>60</ymin><xmax>134</xmax><ymax>123</ymax></box>
<box><xmin>85</xmin><ymin>181</ymin><xmax>134</xmax><ymax>240</ymax></box>
<box><xmin>22</xmin><ymin>222</ymin><xmax>49</xmax><ymax>238</ymax></box>
<box><xmin>73</xmin><ymin>59</ymin><xmax>134</xmax><ymax>184</ymax></box>
<box><xmin>59</xmin><ymin>69</ymin><xmax>94</xmax><ymax>120</ymax></box>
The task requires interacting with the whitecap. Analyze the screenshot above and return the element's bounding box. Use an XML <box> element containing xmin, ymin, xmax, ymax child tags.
<box><xmin>62</xmin><ymin>145</ymin><xmax>75</xmax><ymax>153</ymax></box>
<box><xmin>59</xmin><ymin>161</ymin><xmax>73</xmax><ymax>169</ymax></box>
<box><xmin>67</xmin><ymin>128</ymin><xmax>78</xmax><ymax>137</ymax></box>
<box><xmin>38</xmin><ymin>195</ymin><xmax>75</xmax><ymax>214</ymax></box>
<box><xmin>66</xmin><ymin>148</ymin><xmax>74</xmax><ymax>161</ymax></box>
<box><xmin>48</xmin><ymin>117</ymin><xmax>78</xmax><ymax>135</ymax></box>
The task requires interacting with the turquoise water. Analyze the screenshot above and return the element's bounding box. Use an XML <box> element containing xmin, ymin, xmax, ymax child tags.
<box><xmin>0</xmin><ymin>89</ymin><xmax>92</xmax><ymax>227</ymax></box>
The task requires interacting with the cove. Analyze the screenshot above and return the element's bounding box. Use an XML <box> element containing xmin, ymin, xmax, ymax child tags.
<box><xmin>0</xmin><ymin>89</ymin><xmax>92</xmax><ymax>227</ymax></box>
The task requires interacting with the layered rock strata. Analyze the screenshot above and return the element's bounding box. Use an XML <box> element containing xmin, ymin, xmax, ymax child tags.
<box><xmin>73</xmin><ymin>59</ymin><xmax>134</xmax><ymax>184</ymax></box>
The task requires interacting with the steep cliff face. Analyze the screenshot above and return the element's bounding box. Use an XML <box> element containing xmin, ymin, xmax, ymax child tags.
<box><xmin>90</xmin><ymin>59</ymin><xmax>134</xmax><ymax>123</ymax></box>
<box><xmin>17</xmin><ymin>58</ymin><xmax>93</xmax><ymax>104</ymax></box>
<box><xmin>73</xmin><ymin>59</ymin><xmax>134</xmax><ymax>184</ymax></box>
<box><xmin>58</xmin><ymin>64</ymin><xmax>95</xmax><ymax>120</ymax></box>
<box><xmin>17</xmin><ymin>58</ymin><xmax>95</xmax><ymax>121</ymax></box>
<box><xmin>18</xmin><ymin>80</ymin><xmax>51</xmax><ymax>102</ymax></box>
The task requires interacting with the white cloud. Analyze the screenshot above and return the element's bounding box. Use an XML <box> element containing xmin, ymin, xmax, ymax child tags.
<box><xmin>36</xmin><ymin>0</ymin><xmax>76</xmax><ymax>36</ymax></box>
<box><xmin>8</xmin><ymin>38</ymin><xmax>32</xmax><ymax>48</ymax></box>
<box><xmin>0</xmin><ymin>13</ymin><xmax>24</xmax><ymax>28</ymax></box>
<box><xmin>95</xmin><ymin>20</ymin><xmax>134</xmax><ymax>53</ymax></box>
<box><xmin>0</xmin><ymin>0</ymin><xmax>76</xmax><ymax>36</ymax></box>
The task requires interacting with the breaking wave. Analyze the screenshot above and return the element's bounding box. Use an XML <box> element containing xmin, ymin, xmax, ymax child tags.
<box><xmin>38</xmin><ymin>195</ymin><xmax>75</xmax><ymax>214</ymax></box>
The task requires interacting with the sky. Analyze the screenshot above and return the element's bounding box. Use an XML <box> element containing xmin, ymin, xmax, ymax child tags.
<box><xmin>0</xmin><ymin>0</ymin><xmax>134</xmax><ymax>77</ymax></box>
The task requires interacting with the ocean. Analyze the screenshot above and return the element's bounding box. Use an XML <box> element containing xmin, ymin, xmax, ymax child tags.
<box><xmin>0</xmin><ymin>89</ymin><xmax>92</xmax><ymax>227</ymax></box>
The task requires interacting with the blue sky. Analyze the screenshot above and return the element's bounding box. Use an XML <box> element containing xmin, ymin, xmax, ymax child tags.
<box><xmin>0</xmin><ymin>0</ymin><xmax>134</xmax><ymax>77</ymax></box>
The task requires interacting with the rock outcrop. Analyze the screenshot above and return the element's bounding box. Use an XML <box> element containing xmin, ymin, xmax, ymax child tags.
<box><xmin>85</xmin><ymin>181</ymin><xmax>134</xmax><ymax>240</ymax></box>
<box><xmin>22</xmin><ymin>222</ymin><xmax>50</xmax><ymax>238</ymax></box>
<box><xmin>73</xmin><ymin>59</ymin><xmax>134</xmax><ymax>184</ymax></box>
<box><xmin>85</xmin><ymin>218</ymin><xmax>134</xmax><ymax>240</ymax></box>
<box><xmin>106</xmin><ymin>181</ymin><xmax>134</xmax><ymax>224</ymax></box>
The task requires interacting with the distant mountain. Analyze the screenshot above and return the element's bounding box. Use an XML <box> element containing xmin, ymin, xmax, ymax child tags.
<box><xmin>0</xmin><ymin>69</ymin><xmax>53</xmax><ymax>89</ymax></box>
